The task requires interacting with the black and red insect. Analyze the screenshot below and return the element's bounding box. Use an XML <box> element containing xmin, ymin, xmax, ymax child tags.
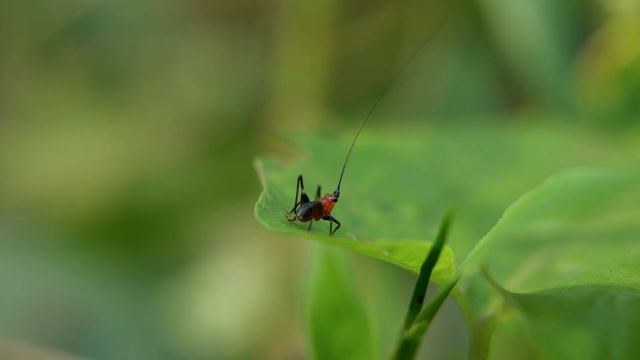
<box><xmin>285</xmin><ymin>132</ymin><xmax>359</xmax><ymax>236</ymax></box>
<box><xmin>285</xmin><ymin>83</ymin><xmax>376</xmax><ymax>236</ymax></box>
<box><xmin>286</xmin><ymin>22</ymin><xmax>443</xmax><ymax>236</ymax></box>
<box><xmin>286</xmin><ymin>174</ymin><xmax>342</xmax><ymax>235</ymax></box>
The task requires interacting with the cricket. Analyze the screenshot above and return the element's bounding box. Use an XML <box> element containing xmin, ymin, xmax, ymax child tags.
<box><xmin>285</xmin><ymin>22</ymin><xmax>444</xmax><ymax>236</ymax></box>
<box><xmin>285</xmin><ymin>115</ymin><xmax>368</xmax><ymax>236</ymax></box>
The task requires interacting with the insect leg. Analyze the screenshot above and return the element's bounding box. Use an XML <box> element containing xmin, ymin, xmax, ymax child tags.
<box><xmin>315</xmin><ymin>185</ymin><xmax>322</xmax><ymax>200</ymax></box>
<box><xmin>323</xmin><ymin>215</ymin><xmax>341</xmax><ymax>236</ymax></box>
<box><xmin>299</xmin><ymin>176</ymin><xmax>310</xmax><ymax>204</ymax></box>
<box><xmin>307</xmin><ymin>221</ymin><xmax>313</xmax><ymax>232</ymax></box>
<box><xmin>289</xmin><ymin>175</ymin><xmax>308</xmax><ymax>214</ymax></box>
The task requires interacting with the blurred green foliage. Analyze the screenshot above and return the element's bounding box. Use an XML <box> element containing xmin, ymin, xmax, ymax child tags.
<box><xmin>0</xmin><ymin>0</ymin><xmax>639</xmax><ymax>359</ymax></box>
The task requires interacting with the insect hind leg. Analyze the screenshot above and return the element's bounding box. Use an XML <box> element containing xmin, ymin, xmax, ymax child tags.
<box><xmin>288</xmin><ymin>175</ymin><xmax>309</xmax><ymax>214</ymax></box>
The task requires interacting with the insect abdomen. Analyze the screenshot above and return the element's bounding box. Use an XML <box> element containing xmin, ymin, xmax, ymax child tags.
<box><xmin>297</xmin><ymin>201</ymin><xmax>323</xmax><ymax>222</ymax></box>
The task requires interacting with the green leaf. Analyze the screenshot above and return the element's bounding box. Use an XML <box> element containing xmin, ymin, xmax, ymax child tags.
<box><xmin>463</xmin><ymin>168</ymin><xmax>640</xmax><ymax>292</ymax></box>
<box><xmin>504</xmin><ymin>286</ymin><xmax>640</xmax><ymax>359</ymax></box>
<box><xmin>255</xmin><ymin>156</ymin><xmax>456</xmax><ymax>282</ymax></box>
<box><xmin>484</xmin><ymin>268</ymin><xmax>640</xmax><ymax>359</ymax></box>
<box><xmin>255</xmin><ymin>122</ymin><xmax>638</xmax><ymax>276</ymax></box>
<box><xmin>463</xmin><ymin>168</ymin><xmax>640</xmax><ymax>358</ymax></box>
<box><xmin>305</xmin><ymin>243</ymin><xmax>376</xmax><ymax>360</ymax></box>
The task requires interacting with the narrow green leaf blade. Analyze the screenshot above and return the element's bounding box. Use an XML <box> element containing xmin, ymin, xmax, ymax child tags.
<box><xmin>403</xmin><ymin>209</ymin><xmax>454</xmax><ymax>329</ymax></box>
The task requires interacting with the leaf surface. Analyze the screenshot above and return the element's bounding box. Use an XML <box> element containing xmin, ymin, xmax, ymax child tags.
<box><xmin>465</xmin><ymin>169</ymin><xmax>640</xmax><ymax>359</ymax></box>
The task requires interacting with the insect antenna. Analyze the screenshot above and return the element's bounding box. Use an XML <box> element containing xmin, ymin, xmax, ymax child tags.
<box><xmin>334</xmin><ymin>21</ymin><xmax>446</xmax><ymax>194</ymax></box>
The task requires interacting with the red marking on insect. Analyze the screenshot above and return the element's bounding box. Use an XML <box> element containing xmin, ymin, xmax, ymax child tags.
<box><xmin>319</xmin><ymin>194</ymin><xmax>338</xmax><ymax>215</ymax></box>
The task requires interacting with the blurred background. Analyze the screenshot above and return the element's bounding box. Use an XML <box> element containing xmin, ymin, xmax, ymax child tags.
<box><xmin>0</xmin><ymin>0</ymin><xmax>638</xmax><ymax>359</ymax></box>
